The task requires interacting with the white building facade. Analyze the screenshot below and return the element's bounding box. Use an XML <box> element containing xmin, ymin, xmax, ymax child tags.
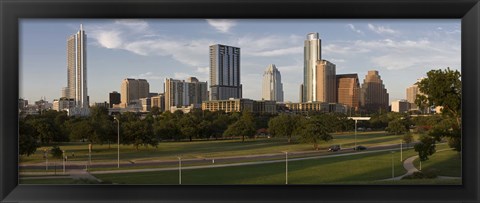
<box><xmin>262</xmin><ymin>64</ymin><xmax>284</xmax><ymax>102</ymax></box>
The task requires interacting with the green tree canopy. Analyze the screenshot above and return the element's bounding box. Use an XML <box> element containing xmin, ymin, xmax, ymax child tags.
<box><xmin>415</xmin><ymin>68</ymin><xmax>462</xmax><ymax>156</ymax></box>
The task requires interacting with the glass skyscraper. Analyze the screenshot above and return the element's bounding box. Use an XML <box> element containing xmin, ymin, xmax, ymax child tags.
<box><xmin>302</xmin><ymin>33</ymin><xmax>321</xmax><ymax>102</ymax></box>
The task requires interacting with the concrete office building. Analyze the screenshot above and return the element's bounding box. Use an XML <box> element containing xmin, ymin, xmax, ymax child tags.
<box><xmin>262</xmin><ymin>64</ymin><xmax>284</xmax><ymax>102</ymax></box>
<box><xmin>336</xmin><ymin>74</ymin><xmax>360</xmax><ymax>110</ymax></box>
<box><xmin>209</xmin><ymin>44</ymin><xmax>242</xmax><ymax>100</ymax></box>
<box><xmin>360</xmin><ymin>70</ymin><xmax>389</xmax><ymax>112</ymax></box>
<box><xmin>66</xmin><ymin>24</ymin><xmax>88</xmax><ymax>108</ymax></box>
<box><xmin>391</xmin><ymin>100</ymin><xmax>410</xmax><ymax>113</ymax></box>
<box><xmin>164</xmin><ymin>77</ymin><xmax>208</xmax><ymax>111</ymax></box>
<box><xmin>151</xmin><ymin>93</ymin><xmax>165</xmax><ymax>112</ymax></box>
<box><xmin>285</xmin><ymin>102</ymin><xmax>347</xmax><ymax>114</ymax></box>
<box><xmin>109</xmin><ymin>91</ymin><xmax>121</xmax><ymax>108</ymax></box>
<box><xmin>53</xmin><ymin>98</ymin><xmax>75</xmax><ymax>112</ymax></box>
<box><xmin>406</xmin><ymin>78</ymin><xmax>426</xmax><ymax>111</ymax></box>
<box><xmin>121</xmin><ymin>78</ymin><xmax>149</xmax><ymax>107</ymax></box>
<box><xmin>315</xmin><ymin>60</ymin><xmax>337</xmax><ymax>103</ymax></box>
<box><xmin>202</xmin><ymin>98</ymin><xmax>276</xmax><ymax>114</ymax></box>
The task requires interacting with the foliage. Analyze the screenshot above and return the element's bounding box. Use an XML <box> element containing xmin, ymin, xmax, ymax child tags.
<box><xmin>414</xmin><ymin>135</ymin><xmax>437</xmax><ymax>161</ymax></box>
<box><xmin>401</xmin><ymin>170</ymin><xmax>438</xmax><ymax>179</ymax></box>
<box><xmin>413</xmin><ymin>68</ymin><xmax>462</xmax><ymax>159</ymax></box>
<box><xmin>385</xmin><ymin>119</ymin><xmax>408</xmax><ymax>135</ymax></box>
<box><xmin>402</xmin><ymin>133</ymin><xmax>414</xmax><ymax>148</ymax></box>
<box><xmin>50</xmin><ymin>145</ymin><xmax>63</xmax><ymax>159</ymax></box>
<box><xmin>19</xmin><ymin>120</ymin><xmax>39</xmax><ymax>156</ymax></box>
<box><xmin>268</xmin><ymin>114</ymin><xmax>299</xmax><ymax>143</ymax></box>
<box><xmin>295</xmin><ymin>115</ymin><xmax>333</xmax><ymax>150</ymax></box>
<box><xmin>223</xmin><ymin>111</ymin><xmax>256</xmax><ymax>142</ymax></box>
<box><xmin>415</xmin><ymin>68</ymin><xmax>461</xmax><ymax>125</ymax></box>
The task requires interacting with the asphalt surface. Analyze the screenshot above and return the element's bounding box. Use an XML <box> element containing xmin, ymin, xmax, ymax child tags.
<box><xmin>20</xmin><ymin>143</ymin><xmax>415</xmax><ymax>171</ymax></box>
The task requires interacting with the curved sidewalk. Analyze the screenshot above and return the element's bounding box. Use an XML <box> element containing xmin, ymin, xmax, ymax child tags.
<box><xmin>382</xmin><ymin>148</ymin><xmax>460</xmax><ymax>181</ymax></box>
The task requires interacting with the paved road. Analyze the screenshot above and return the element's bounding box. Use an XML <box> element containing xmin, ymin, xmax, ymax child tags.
<box><xmin>91</xmin><ymin>147</ymin><xmax>406</xmax><ymax>174</ymax></box>
<box><xmin>20</xmin><ymin>142</ymin><xmax>414</xmax><ymax>171</ymax></box>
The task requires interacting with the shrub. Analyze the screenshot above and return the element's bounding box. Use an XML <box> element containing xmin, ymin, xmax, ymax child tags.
<box><xmin>50</xmin><ymin>145</ymin><xmax>63</xmax><ymax>159</ymax></box>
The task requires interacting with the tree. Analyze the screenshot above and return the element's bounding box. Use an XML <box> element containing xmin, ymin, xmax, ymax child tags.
<box><xmin>402</xmin><ymin>133</ymin><xmax>414</xmax><ymax>148</ymax></box>
<box><xmin>19</xmin><ymin>120</ymin><xmax>39</xmax><ymax>156</ymax></box>
<box><xmin>414</xmin><ymin>135</ymin><xmax>437</xmax><ymax>161</ymax></box>
<box><xmin>50</xmin><ymin>145</ymin><xmax>63</xmax><ymax>159</ymax></box>
<box><xmin>69</xmin><ymin>119</ymin><xmax>95</xmax><ymax>142</ymax></box>
<box><xmin>416</xmin><ymin>68</ymin><xmax>461</xmax><ymax>126</ymax></box>
<box><xmin>415</xmin><ymin>68</ymin><xmax>462</xmax><ymax>155</ymax></box>
<box><xmin>224</xmin><ymin>111</ymin><xmax>256</xmax><ymax>142</ymax></box>
<box><xmin>385</xmin><ymin>119</ymin><xmax>408</xmax><ymax>135</ymax></box>
<box><xmin>268</xmin><ymin>114</ymin><xmax>298</xmax><ymax>143</ymax></box>
<box><xmin>295</xmin><ymin>116</ymin><xmax>333</xmax><ymax>150</ymax></box>
<box><xmin>179</xmin><ymin>114</ymin><xmax>200</xmax><ymax>142</ymax></box>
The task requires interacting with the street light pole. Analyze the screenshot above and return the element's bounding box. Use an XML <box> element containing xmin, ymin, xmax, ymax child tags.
<box><xmin>354</xmin><ymin>120</ymin><xmax>357</xmax><ymax>149</ymax></box>
<box><xmin>391</xmin><ymin>151</ymin><xmax>394</xmax><ymax>179</ymax></box>
<box><xmin>114</xmin><ymin>117</ymin><xmax>120</xmax><ymax>168</ymax></box>
<box><xmin>178</xmin><ymin>156</ymin><xmax>182</xmax><ymax>185</ymax></box>
<box><xmin>400</xmin><ymin>140</ymin><xmax>403</xmax><ymax>162</ymax></box>
<box><xmin>63</xmin><ymin>150</ymin><xmax>66</xmax><ymax>174</ymax></box>
<box><xmin>284</xmin><ymin>152</ymin><xmax>288</xmax><ymax>185</ymax></box>
<box><xmin>44</xmin><ymin>149</ymin><xmax>48</xmax><ymax>172</ymax></box>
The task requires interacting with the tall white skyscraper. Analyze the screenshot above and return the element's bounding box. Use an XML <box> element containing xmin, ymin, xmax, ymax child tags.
<box><xmin>262</xmin><ymin>64</ymin><xmax>284</xmax><ymax>102</ymax></box>
<box><xmin>66</xmin><ymin>24</ymin><xmax>88</xmax><ymax>108</ymax></box>
<box><xmin>209</xmin><ymin>44</ymin><xmax>242</xmax><ymax>100</ymax></box>
<box><xmin>302</xmin><ymin>32</ymin><xmax>322</xmax><ymax>102</ymax></box>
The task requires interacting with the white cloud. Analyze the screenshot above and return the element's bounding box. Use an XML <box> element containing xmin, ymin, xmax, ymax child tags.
<box><xmin>251</xmin><ymin>46</ymin><xmax>302</xmax><ymax>57</ymax></box>
<box><xmin>346</xmin><ymin>24</ymin><xmax>364</xmax><ymax>35</ymax></box>
<box><xmin>196</xmin><ymin>67</ymin><xmax>209</xmax><ymax>74</ymax></box>
<box><xmin>206</xmin><ymin>19</ymin><xmax>236</xmax><ymax>33</ymax></box>
<box><xmin>128</xmin><ymin>72</ymin><xmax>163</xmax><ymax>80</ymax></box>
<box><xmin>94</xmin><ymin>30</ymin><xmax>123</xmax><ymax>49</ymax></box>
<box><xmin>367</xmin><ymin>24</ymin><xmax>398</xmax><ymax>34</ymax></box>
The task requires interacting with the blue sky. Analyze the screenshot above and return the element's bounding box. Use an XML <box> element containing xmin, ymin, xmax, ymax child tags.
<box><xmin>20</xmin><ymin>19</ymin><xmax>460</xmax><ymax>104</ymax></box>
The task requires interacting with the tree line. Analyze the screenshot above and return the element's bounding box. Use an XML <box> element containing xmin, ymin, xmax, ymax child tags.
<box><xmin>19</xmin><ymin>68</ymin><xmax>461</xmax><ymax>161</ymax></box>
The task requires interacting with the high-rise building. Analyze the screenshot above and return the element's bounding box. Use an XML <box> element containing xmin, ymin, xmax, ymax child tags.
<box><xmin>315</xmin><ymin>60</ymin><xmax>336</xmax><ymax>103</ymax></box>
<box><xmin>151</xmin><ymin>93</ymin><xmax>165</xmax><ymax>112</ymax></box>
<box><xmin>66</xmin><ymin>24</ymin><xmax>88</xmax><ymax>108</ymax></box>
<box><xmin>109</xmin><ymin>91</ymin><xmax>121</xmax><ymax>108</ymax></box>
<box><xmin>262</xmin><ymin>64</ymin><xmax>284</xmax><ymax>102</ymax></box>
<box><xmin>336</xmin><ymin>74</ymin><xmax>360</xmax><ymax>110</ymax></box>
<box><xmin>360</xmin><ymin>70</ymin><xmax>389</xmax><ymax>112</ymax></box>
<box><xmin>406</xmin><ymin>78</ymin><xmax>425</xmax><ymax>110</ymax></box>
<box><xmin>164</xmin><ymin>77</ymin><xmax>208</xmax><ymax>111</ymax></box>
<box><xmin>302</xmin><ymin>32</ymin><xmax>322</xmax><ymax>102</ymax></box>
<box><xmin>121</xmin><ymin>78</ymin><xmax>150</xmax><ymax>106</ymax></box>
<box><xmin>391</xmin><ymin>100</ymin><xmax>410</xmax><ymax>113</ymax></box>
<box><xmin>209</xmin><ymin>44</ymin><xmax>242</xmax><ymax>100</ymax></box>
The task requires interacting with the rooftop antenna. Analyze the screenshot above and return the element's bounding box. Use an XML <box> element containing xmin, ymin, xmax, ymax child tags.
<box><xmin>80</xmin><ymin>24</ymin><xmax>83</xmax><ymax>31</ymax></box>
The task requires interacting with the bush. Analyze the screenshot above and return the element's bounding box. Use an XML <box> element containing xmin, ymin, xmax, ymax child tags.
<box><xmin>401</xmin><ymin>169</ymin><xmax>438</xmax><ymax>179</ymax></box>
<box><xmin>50</xmin><ymin>145</ymin><xmax>63</xmax><ymax>159</ymax></box>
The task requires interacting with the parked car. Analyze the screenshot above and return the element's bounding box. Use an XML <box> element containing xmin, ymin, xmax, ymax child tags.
<box><xmin>328</xmin><ymin>145</ymin><xmax>341</xmax><ymax>152</ymax></box>
<box><xmin>353</xmin><ymin>145</ymin><xmax>367</xmax><ymax>151</ymax></box>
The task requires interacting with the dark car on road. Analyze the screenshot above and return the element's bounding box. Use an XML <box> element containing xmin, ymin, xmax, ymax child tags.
<box><xmin>328</xmin><ymin>145</ymin><xmax>341</xmax><ymax>152</ymax></box>
<box><xmin>353</xmin><ymin>145</ymin><xmax>367</xmax><ymax>151</ymax></box>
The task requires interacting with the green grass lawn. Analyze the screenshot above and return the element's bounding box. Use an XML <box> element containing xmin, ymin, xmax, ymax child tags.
<box><xmin>20</xmin><ymin>131</ymin><xmax>419</xmax><ymax>165</ymax></box>
<box><xmin>413</xmin><ymin>148</ymin><xmax>461</xmax><ymax>177</ymax></box>
<box><xmin>94</xmin><ymin>149</ymin><xmax>420</xmax><ymax>184</ymax></box>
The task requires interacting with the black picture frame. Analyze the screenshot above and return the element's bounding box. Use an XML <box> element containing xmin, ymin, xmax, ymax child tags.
<box><xmin>1</xmin><ymin>0</ymin><xmax>479</xmax><ymax>202</ymax></box>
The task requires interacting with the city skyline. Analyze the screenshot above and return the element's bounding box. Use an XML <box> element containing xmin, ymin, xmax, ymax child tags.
<box><xmin>20</xmin><ymin>19</ymin><xmax>460</xmax><ymax>104</ymax></box>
